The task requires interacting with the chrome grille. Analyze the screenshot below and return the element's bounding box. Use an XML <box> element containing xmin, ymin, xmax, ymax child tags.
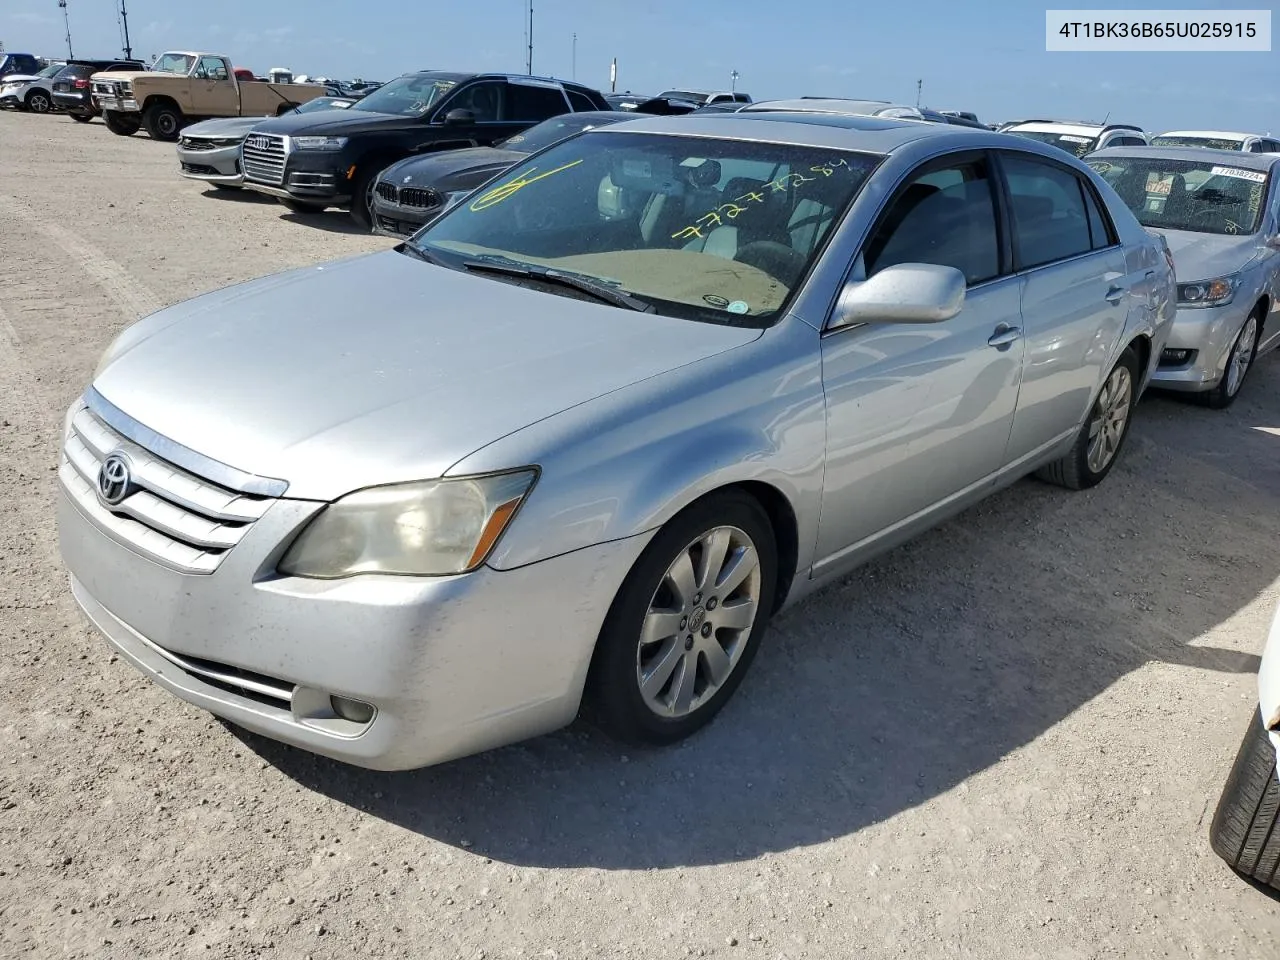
<box><xmin>180</xmin><ymin>136</ymin><xmax>242</xmax><ymax>150</ymax></box>
<box><xmin>59</xmin><ymin>406</ymin><xmax>273</xmax><ymax>574</ymax></box>
<box><xmin>375</xmin><ymin>181</ymin><xmax>398</xmax><ymax>203</ymax></box>
<box><xmin>399</xmin><ymin>186</ymin><xmax>441</xmax><ymax>209</ymax></box>
<box><xmin>242</xmin><ymin>133</ymin><xmax>288</xmax><ymax>186</ymax></box>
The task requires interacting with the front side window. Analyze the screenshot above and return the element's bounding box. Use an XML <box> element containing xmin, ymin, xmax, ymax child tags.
<box><xmin>1002</xmin><ymin>155</ymin><xmax>1096</xmax><ymax>268</ymax></box>
<box><xmin>1007</xmin><ymin>129</ymin><xmax>1099</xmax><ymax>159</ymax></box>
<box><xmin>195</xmin><ymin>57</ymin><xmax>228</xmax><ymax>81</ymax></box>
<box><xmin>566</xmin><ymin>89</ymin><xmax>595</xmax><ymax>112</ymax></box>
<box><xmin>351</xmin><ymin>74</ymin><xmax>459</xmax><ymax>117</ymax></box>
<box><xmin>505</xmin><ymin>82</ymin><xmax>569</xmax><ymax>121</ymax></box>
<box><xmin>152</xmin><ymin>53</ymin><xmax>195</xmax><ymax>75</ymax></box>
<box><xmin>444</xmin><ymin>81</ymin><xmax>504</xmax><ymax>122</ymax></box>
<box><xmin>1086</xmin><ymin>156</ymin><xmax>1270</xmax><ymax>235</ymax></box>
<box><xmin>414</xmin><ymin>132</ymin><xmax>880</xmax><ymax>325</ymax></box>
<box><xmin>863</xmin><ymin>157</ymin><xmax>1001</xmax><ymax>286</ymax></box>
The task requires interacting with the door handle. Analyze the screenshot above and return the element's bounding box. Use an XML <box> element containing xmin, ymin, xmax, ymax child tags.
<box><xmin>988</xmin><ymin>325</ymin><xmax>1023</xmax><ymax>349</ymax></box>
<box><xmin>1105</xmin><ymin>285</ymin><xmax>1126</xmax><ymax>304</ymax></box>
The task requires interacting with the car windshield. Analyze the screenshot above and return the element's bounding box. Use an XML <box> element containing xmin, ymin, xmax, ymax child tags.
<box><xmin>501</xmin><ymin>115</ymin><xmax>622</xmax><ymax>154</ymax></box>
<box><xmin>658</xmin><ymin>90</ymin><xmax>707</xmax><ymax>103</ymax></box>
<box><xmin>1087</xmin><ymin>156</ymin><xmax>1270</xmax><ymax>235</ymax></box>
<box><xmin>296</xmin><ymin>96</ymin><xmax>352</xmax><ymax>114</ymax></box>
<box><xmin>1150</xmin><ymin>135</ymin><xmax>1247</xmax><ymax>151</ymax></box>
<box><xmin>152</xmin><ymin>53</ymin><xmax>195</xmax><ymax>75</ymax></box>
<box><xmin>413</xmin><ymin>131</ymin><xmax>880</xmax><ymax>326</ymax></box>
<box><xmin>1008</xmin><ymin>130</ymin><xmax>1100</xmax><ymax>158</ymax></box>
<box><xmin>351</xmin><ymin>74</ymin><xmax>458</xmax><ymax>117</ymax></box>
<box><xmin>37</xmin><ymin>64</ymin><xmax>65</xmax><ymax>79</ymax></box>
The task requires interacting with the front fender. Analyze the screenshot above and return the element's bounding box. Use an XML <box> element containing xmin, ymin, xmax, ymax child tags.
<box><xmin>448</xmin><ymin>317</ymin><xmax>827</xmax><ymax>581</ymax></box>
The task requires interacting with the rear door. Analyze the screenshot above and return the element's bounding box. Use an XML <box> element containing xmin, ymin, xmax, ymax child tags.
<box><xmin>997</xmin><ymin>151</ymin><xmax>1131</xmax><ymax>465</ymax></box>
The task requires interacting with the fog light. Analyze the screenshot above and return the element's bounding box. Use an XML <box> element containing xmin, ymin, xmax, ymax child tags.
<box><xmin>1161</xmin><ymin>348</ymin><xmax>1192</xmax><ymax>365</ymax></box>
<box><xmin>329</xmin><ymin>696</ymin><xmax>375</xmax><ymax>724</ymax></box>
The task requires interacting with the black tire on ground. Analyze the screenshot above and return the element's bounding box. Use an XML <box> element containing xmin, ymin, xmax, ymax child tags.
<box><xmin>1209</xmin><ymin>713</ymin><xmax>1280</xmax><ymax>890</ymax></box>
<box><xmin>102</xmin><ymin>111</ymin><xmax>140</xmax><ymax>136</ymax></box>
<box><xmin>1196</xmin><ymin>307</ymin><xmax>1263</xmax><ymax>410</ymax></box>
<box><xmin>1037</xmin><ymin>344</ymin><xmax>1140</xmax><ymax>491</ymax></box>
<box><xmin>584</xmin><ymin>489</ymin><xmax>778</xmax><ymax>746</ymax></box>
<box><xmin>25</xmin><ymin>89</ymin><xmax>52</xmax><ymax>113</ymax></box>
<box><xmin>143</xmin><ymin>102</ymin><xmax>183</xmax><ymax>141</ymax></box>
<box><xmin>348</xmin><ymin>164</ymin><xmax>383</xmax><ymax>229</ymax></box>
<box><xmin>70</xmin><ymin>112</ymin><xmax>93</xmax><ymax>123</ymax></box>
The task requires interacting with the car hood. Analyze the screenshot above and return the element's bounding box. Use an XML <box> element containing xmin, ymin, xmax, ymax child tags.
<box><xmin>379</xmin><ymin>147</ymin><xmax>525</xmax><ymax>190</ymax></box>
<box><xmin>91</xmin><ymin>70</ymin><xmax>152</xmax><ymax>83</ymax></box>
<box><xmin>183</xmin><ymin>115</ymin><xmax>266</xmax><ymax>138</ymax></box>
<box><xmin>250</xmin><ymin>108</ymin><xmax>425</xmax><ymax>136</ymax></box>
<box><xmin>1</xmin><ymin>74</ymin><xmax>41</xmax><ymax>86</ymax></box>
<box><xmin>1158</xmin><ymin>229</ymin><xmax>1261</xmax><ymax>282</ymax></box>
<box><xmin>92</xmin><ymin>251</ymin><xmax>762</xmax><ymax>501</ymax></box>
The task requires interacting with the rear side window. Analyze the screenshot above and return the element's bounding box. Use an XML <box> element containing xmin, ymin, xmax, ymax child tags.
<box><xmin>1082</xmin><ymin>183</ymin><xmax>1115</xmax><ymax>249</ymax></box>
<box><xmin>566</xmin><ymin>89</ymin><xmax>595</xmax><ymax>112</ymax></box>
<box><xmin>1002</xmin><ymin>155</ymin><xmax>1096</xmax><ymax>268</ymax></box>
<box><xmin>505</xmin><ymin>82</ymin><xmax>569</xmax><ymax>121</ymax></box>
<box><xmin>1110</xmin><ymin>136</ymin><xmax>1145</xmax><ymax>147</ymax></box>
<box><xmin>863</xmin><ymin>156</ymin><xmax>1002</xmax><ymax>286</ymax></box>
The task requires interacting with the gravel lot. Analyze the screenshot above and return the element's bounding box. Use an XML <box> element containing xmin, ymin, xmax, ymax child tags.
<box><xmin>3</xmin><ymin>109</ymin><xmax>1280</xmax><ymax>959</ymax></box>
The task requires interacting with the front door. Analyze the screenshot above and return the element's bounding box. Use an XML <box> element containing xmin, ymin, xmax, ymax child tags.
<box><xmin>814</xmin><ymin>152</ymin><xmax>1025</xmax><ymax>572</ymax></box>
<box><xmin>190</xmin><ymin>56</ymin><xmax>234</xmax><ymax>115</ymax></box>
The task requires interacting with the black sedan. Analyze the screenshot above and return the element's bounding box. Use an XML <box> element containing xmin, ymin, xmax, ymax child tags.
<box><xmin>370</xmin><ymin>110</ymin><xmax>628</xmax><ymax>238</ymax></box>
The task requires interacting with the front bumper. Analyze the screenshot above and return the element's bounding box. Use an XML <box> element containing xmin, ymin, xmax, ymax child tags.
<box><xmin>176</xmin><ymin>142</ymin><xmax>243</xmax><ymax>185</ymax></box>
<box><xmin>371</xmin><ymin>197</ymin><xmax>436</xmax><ymax>239</ymax></box>
<box><xmin>244</xmin><ymin>152</ymin><xmax>353</xmax><ymax>206</ymax></box>
<box><xmin>1150</xmin><ymin>301</ymin><xmax>1249</xmax><ymax>392</ymax></box>
<box><xmin>95</xmin><ymin>95</ymin><xmax>138</xmax><ymax>113</ymax></box>
<box><xmin>58</xmin><ymin>475</ymin><xmax>649</xmax><ymax>770</ymax></box>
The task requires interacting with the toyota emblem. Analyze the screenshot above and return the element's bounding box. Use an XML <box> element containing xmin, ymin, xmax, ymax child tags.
<box><xmin>97</xmin><ymin>453</ymin><xmax>132</xmax><ymax>506</ymax></box>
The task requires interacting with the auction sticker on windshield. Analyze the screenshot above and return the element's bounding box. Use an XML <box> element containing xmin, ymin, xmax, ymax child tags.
<box><xmin>1211</xmin><ymin>166</ymin><xmax>1267</xmax><ymax>182</ymax></box>
<box><xmin>1059</xmin><ymin>135</ymin><xmax>1093</xmax><ymax>144</ymax></box>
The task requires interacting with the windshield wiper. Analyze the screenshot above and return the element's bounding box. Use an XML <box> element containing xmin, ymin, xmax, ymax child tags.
<box><xmin>462</xmin><ymin>256</ymin><xmax>654</xmax><ymax>313</ymax></box>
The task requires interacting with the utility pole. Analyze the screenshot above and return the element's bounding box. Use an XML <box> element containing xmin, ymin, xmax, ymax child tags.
<box><xmin>916</xmin><ymin>78</ymin><xmax>922</xmax><ymax>108</ymax></box>
<box><xmin>730</xmin><ymin>69</ymin><xmax>739</xmax><ymax>94</ymax></box>
<box><xmin>120</xmin><ymin>0</ymin><xmax>133</xmax><ymax>60</ymax></box>
<box><xmin>526</xmin><ymin>0</ymin><xmax>533</xmax><ymax>75</ymax></box>
<box><xmin>58</xmin><ymin>0</ymin><xmax>73</xmax><ymax>59</ymax></box>
<box><xmin>610</xmin><ymin>57</ymin><xmax>617</xmax><ymax>93</ymax></box>
<box><xmin>572</xmin><ymin>32</ymin><xmax>576</xmax><ymax>81</ymax></box>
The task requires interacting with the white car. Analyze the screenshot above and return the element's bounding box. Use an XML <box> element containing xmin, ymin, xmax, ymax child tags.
<box><xmin>1211</xmin><ymin>599</ymin><xmax>1280</xmax><ymax>892</ymax></box>
<box><xmin>0</xmin><ymin>62</ymin><xmax>67</xmax><ymax>113</ymax></box>
<box><xmin>1003</xmin><ymin>121</ymin><xmax>1147</xmax><ymax>158</ymax></box>
<box><xmin>1151</xmin><ymin>130</ymin><xmax>1280</xmax><ymax>154</ymax></box>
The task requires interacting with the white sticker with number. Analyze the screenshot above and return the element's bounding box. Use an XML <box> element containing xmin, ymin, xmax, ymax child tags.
<box><xmin>1059</xmin><ymin>135</ymin><xmax>1093</xmax><ymax>144</ymax></box>
<box><xmin>1210</xmin><ymin>166</ymin><xmax>1267</xmax><ymax>183</ymax></box>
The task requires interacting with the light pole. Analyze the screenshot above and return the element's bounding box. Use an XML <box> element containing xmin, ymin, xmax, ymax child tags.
<box><xmin>730</xmin><ymin>69</ymin><xmax>739</xmax><ymax>94</ymax></box>
<box><xmin>58</xmin><ymin>0</ymin><xmax>73</xmax><ymax>59</ymax></box>
<box><xmin>526</xmin><ymin>0</ymin><xmax>534</xmax><ymax>75</ymax></box>
<box><xmin>572</xmin><ymin>32</ymin><xmax>576</xmax><ymax>80</ymax></box>
<box><xmin>119</xmin><ymin>0</ymin><xmax>133</xmax><ymax>60</ymax></box>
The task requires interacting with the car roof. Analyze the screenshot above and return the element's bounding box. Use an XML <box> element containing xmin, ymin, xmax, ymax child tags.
<box><xmin>405</xmin><ymin>70</ymin><xmax>597</xmax><ymax>92</ymax></box>
<box><xmin>744</xmin><ymin>98</ymin><xmax>919</xmax><ymax>117</ymax></box>
<box><xmin>1087</xmin><ymin>145</ymin><xmax>1280</xmax><ymax>170</ymax></box>
<box><xmin>591</xmin><ymin>111</ymin><xmax>999</xmax><ymax>152</ymax></box>
<box><xmin>1154</xmin><ymin>130</ymin><xmax>1262</xmax><ymax>141</ymax></box>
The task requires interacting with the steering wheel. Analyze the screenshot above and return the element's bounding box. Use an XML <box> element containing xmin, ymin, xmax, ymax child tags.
<box><xmin>734</xmin><ymin>241</ymin><xmax>806</xmax><ymax>286</ymax></box>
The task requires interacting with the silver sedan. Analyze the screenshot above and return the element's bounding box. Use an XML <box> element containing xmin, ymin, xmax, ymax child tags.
<box><xmin>59</xmin><ymin>114</ymin><xmax>1174</xmax><ymax>769</ymax></box>
<box><xmin>1087</xmin><ymin>147</ymin><xmax>1280</xmax><ymax>407</ymax></box>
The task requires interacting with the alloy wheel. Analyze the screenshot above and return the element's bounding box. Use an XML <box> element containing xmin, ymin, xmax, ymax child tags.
<box><xmin>1224</xmin><ymin>316</ymin><xmax>1258</xmax><ymax>399</ymax></box>
<box><xmin>636</xmin><ymin>525</ymin><xmax>762</xmax><ymax>718</ymax></box>
<box><xmin>1086</xmin><ymin>365</ymin><xmax>1133</xmax><ymax>474</ymax></box>
<box><xmin>28</xmin><ymin>92</ymin><xmax>50</xmax><ymax>113</ymax></box>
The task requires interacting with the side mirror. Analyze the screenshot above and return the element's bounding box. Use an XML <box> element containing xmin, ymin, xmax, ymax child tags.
<box><xmin>831</xmin><ymin>263</ymin><xmax>966</xmax><ymax>328</ymax></box>
<box><xmin>442</xmin><ymin>108</ymin><xmax>475</xmax><ymax>126</ymax></box>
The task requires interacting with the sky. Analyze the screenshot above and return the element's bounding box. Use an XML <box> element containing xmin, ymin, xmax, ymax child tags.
<box><xmin>1</xmin><ymin>0</ymin><xmax>1276</xmax><ymax>133</ymax></box>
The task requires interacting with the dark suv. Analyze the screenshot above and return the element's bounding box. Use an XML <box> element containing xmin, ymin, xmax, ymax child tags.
<box><xmin>51</xmin><ymin>59</ymin><xmax>146</xmax><ymax>121</ymax></box>
<box><xmin>0</xmin><ymin>53</ymin><xmax>41</xmax><ymax>81</ymax></box>
<box><xmin>240</xmin><ymin>71</ymin><xmax>611</xmax><ymax>226</ymax></box>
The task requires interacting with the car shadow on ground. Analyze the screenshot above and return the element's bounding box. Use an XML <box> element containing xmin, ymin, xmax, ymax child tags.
<box><xmin>234</xmin><ymin>360</ymin><xmax>1280</xmax><ymax>871</ymax></box>
<box><xmin>199</xmin><ymin>187</ymin><xmax>276</xmax><ymax>204</ymax></box>
<box><xmin>278</xmin><ymin>210</ymin><xmax>378</xmax><ymax>236</ymax></box>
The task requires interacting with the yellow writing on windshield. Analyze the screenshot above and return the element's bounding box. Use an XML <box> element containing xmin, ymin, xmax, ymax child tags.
<box><xmin>469</xmin><ymin>159</ymin><xmax>584</xmax><ymax>211</ymax></box>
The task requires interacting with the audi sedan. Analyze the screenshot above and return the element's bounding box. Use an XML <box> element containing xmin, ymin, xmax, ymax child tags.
<box><xmin>59</xmin><ymin>114</ymin><xmax>1174</xmax><ymax>770</ymax></box>
<box><xmin>1088</xmin><ymin>147</ymin><xmax>1280</xmax><ymax>407</ymax></box>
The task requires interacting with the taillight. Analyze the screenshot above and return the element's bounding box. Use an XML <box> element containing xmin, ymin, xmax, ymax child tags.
<box><xmin>73</xmin><ymin>78</ymin><xmax>88</xmax><ymax>89</ymax></box>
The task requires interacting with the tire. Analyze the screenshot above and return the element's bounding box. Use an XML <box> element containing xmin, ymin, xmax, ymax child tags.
<box><xmin>1197</xmin><ymin>308</ymin><xmax>1262</xmax><ymax>410</ymax></box>
<box><xmin>1210</xmin><ymin>713</ymin><xmax>1280</xmax><ymax>890</ymax></box>
<box><xmin>348</xmin><ymin>163</ymin><xmax>383</xmax><ymax>229</ymax></box>
<box><xmin>1037</xmin><ymin>345</ymin><xmax>1139</xmax><ymax>490</ymax></box>
<box><xmin>584</xmin><ymin>490</ymin><xmax>778</xmax><ymax>746</ymax></box>
<box><xmin>70</xmin><ymin>112</ymin><xmax>93</xmax><ymax>123</ymax></box>
<box><xmin>25</xmin><ymin>89</ymin><xmax>52</xmax><ymax>114</ymax></box>
<box><xmin>102</xmin><ymin>111</ymin><xmax>140</xmax><ymax>136</ymax></box>
<box><xmin>143</xmin><ymin>102</ymin><xmax>183</xmax><ymax>142</ymax></box>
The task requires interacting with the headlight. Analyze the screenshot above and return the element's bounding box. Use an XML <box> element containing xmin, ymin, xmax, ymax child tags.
<box><xmin>278</xmin><ymin>470</ymin><xmax>538</xmax><ymax>578</ymax></box>
<box><xmin>1177</xmin><ymin>276</ymin><xmax>1236</xmax><ymax>307</ymax></box>
<box><xmin>292</xmin><ymin>136</ymin><xmax>348</xmax><ymax>151</ymax></box>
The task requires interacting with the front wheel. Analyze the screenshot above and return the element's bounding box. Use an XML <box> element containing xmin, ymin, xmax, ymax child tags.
<box><xmin>585</xmin><ymin>490</ymin><xmax>778</xmax><ymax>745</ymax></box>
<box><xmin>1199</xmin><ymin>311</ymin><xmax>1261</xmax><ymax>410</ymax></box>
<box><xmin>143</xmin><ymin>102</ymin><xmax>183</xmax><ymax>141</ymax></box>
<box><xmin>102</xmin><ymin>110</ymin><xmax>140</xmax><ymax>136</ymax></box>
<box><xmin>348</xmin><ymin>164</ymin><xmax>383</xmax><ymax>229</ymax></box>
<box><xmin>1210</xmin><ymin>714</ymin><xmax>1280</xmax><ymax>891</ymax></box>
<box><xmin>1037</xmin><ymin>345</ymin><xmax>1139</xmax><ymax>490</ymax></box>
<box><xmin>70</xmin><ymin>112</ymin><xmax>93</xmax><ymax>123</ymax></box>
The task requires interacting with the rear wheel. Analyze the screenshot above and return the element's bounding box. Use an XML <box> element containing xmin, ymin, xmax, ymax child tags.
<box><xmin>102</xmin><ymin>110</ymin><xmax>140</xmax><ymax>136</ymax></box>
<box><xmin>70</xmin><ymin>112</ymin><xmax>93</xmax><ymax>123</ymax></box>
<box><xmin>1037</xmin><ymin>345</ymin><xmax>1138</xmax><ymax>490</ymax></box>
<box><xmin>143</xmin><ymin>102</ymin><xmax>183</xmax><ymax>141</ymax></box>
<box><xmin>25</xmin><ymin>89</ymin><xmax>52</xmax><ymax>113</ymax></box>
<box><xmin>1210</xmin><ymin>714</ymin><xmax>1280</xmax><ymax>891</ymax></box>
<box><xmin>348</xmin><ymin>164</ymin><xmax>383</xmax><ymax>229</ymax></box>
<box><xmin>1198</xmin><ymin>310</ymin><xmax>1261</xmax><ymax>410</ymax></box>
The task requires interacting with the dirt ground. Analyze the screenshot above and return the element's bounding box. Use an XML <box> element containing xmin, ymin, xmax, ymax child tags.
<box><xmin>2</xmin><ymin>109</ymin><xmax>1279</xmax><ymax>959</ymax></box>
